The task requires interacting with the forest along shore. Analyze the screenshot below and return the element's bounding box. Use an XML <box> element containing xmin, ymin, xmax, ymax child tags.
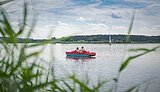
<box><xmin>0</xmin><ymin>34</ymin><xmax>160</xmax><ymax>44</ymax></box>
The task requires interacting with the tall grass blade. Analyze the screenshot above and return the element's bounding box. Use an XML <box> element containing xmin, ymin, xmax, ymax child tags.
<box><xmin>32</xmin><ymin>81</ymin><xmax>52</xmax><ymax>91</ymax></box>
<box><xmin>0</xmin><ymin>58</ymin><xmax>5</xmax><ymax>68</ymax></box>
<box><xmin>1</xmin><ymin>42</ymin><xmax>9</xmax><ymax>53</ymax></box>
<box><xmin>26</xmin><ymin>51</ymin><xmax>40</xmax><ymax>58</ymax></box>
<box><xmin>45</xmin><ymin>68</ymin><xmax>50</xmax><ymax>83</ymax></box>
<box><xmin>1</xmin><ymin>10</ymin><xmax>17</xmax><ymax>47</ymax></box>
<box><xmin>16</xmin><ymin>2</ymin><xmax>27</xmax><ymax>36</ymax></box>
<box><xmin>51</xmin><ymin>82</ymin><xmax>65</xmax><ymax>92</ymax></box>
<box><xmin>93</xmin><ymin>80</ymin><xmax>107</xmax><ymax>92</ymax></box>
<box><xmin>26</xmin><ymin>42</ymin><xmax>49</xmax><ymax>48</ymax></box>
<box><xmin>0</xmin><ymin>69</ymin><xmax>8</xmax><ymax>77</ymax></box>
<box><xmin>2</xmin><ymin>11</ymin><xmax>16</xmax><ymax>38</ymax></box>
<box><xmin>125</xmin><ymin>80</ymin><xmax>150</xmax><ymax>92</ymax></box>
<box><xmin>70</xmin><ymin>75</ymin><xmax>92</xmax><ymax>92</ymax></box>
<box><xmin>4</xmin><ymin>57</ymin><xmax>10</xmax><ymax>73</ymax></box>
<box><xmin>125</xmin><ymin>85</ymin><xmax>138</xmax><ymax>92</ymax></box>
<box><xmin>0</xmin><ymin>0</ymin><xmax>14</xmax><ymax>6</ymax></box>
<box><xmin>35</xmin><ymin>69</ymin><xmax>39</xmax><ymax>85</ymax></box>
<box><xmin>0</xmin><ymin>28</ymin><xmax>5</xmax><ymax>37</ymax></box>
<box><xmin>8</xmin><ymin>46</ymin><xmax>25</xmax><ymax>76</ymax></box>
<box><xmin>129</xmin><ymin>48</ymin><xmax>149</xmax><ymax>52</ymax></box>
<box><xmin>63</xmin><ymin>80</ymin><xmax>74</xmax><ymax>92</ymax></box>
<box><xmin>119</xmin><ymin>45</ymin><xmax>160</xmax><ymax>72</ymax></box>
<box><xmin>125</xmin><ymin>10</ymin><xmax>136</xmax><ymax>43</ymax></box>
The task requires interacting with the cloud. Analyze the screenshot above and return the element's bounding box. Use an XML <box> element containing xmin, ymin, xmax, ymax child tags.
<box><xmin>137</xmin><ymin>25</ymin><xmax>160</xmax><ymax>36</ymax></box>
<box><xmin>87</xmin><ymin>23</ymin><xmax>108</xmax><ymax>31</ymax></box>
<box><xmin>111</xmin><ymin>13</ymin><xmax>122</xmax><ymax>18</ymax></box>
<box><xmin>112</xmin><ymin>25</ymin><xmax>128</xmax><ymax>32</ymax></box>
<box><xmin>52</xmin><ymin>21</ymin><xmax>110</xmax><ymax>38</ymax></box>
<box><xmin>53</xmin><ymin>21</ymin><xmax>83</xmax><ymax>38</ymax></box>
<box><xmin>152</xmin><ymin>25</ymin><xmax>160</xmax><ymax>30</ymax></box>
<box><xmin>76</xmin><ymin>17</ymin><xmax>86</xmax><ymax>22</ymax></box>
<box><xmin>124</xmin><ymin>0</ymin><xmax>160</xmax><ymax>4</ymax></box>
<box><xmin>1</xmin><ymin>0</ymin><xmax>160</xmax><ymax>38</ymax></box>
<box><xmin>143</xmin><ymin>3</ymin><xmax>160</xmax><ymax>16</ymax></box>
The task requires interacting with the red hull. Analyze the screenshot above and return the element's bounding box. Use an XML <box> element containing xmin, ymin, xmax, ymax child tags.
<box><xmin>66</xmin><ymin>50</ymin><xmax>96</xmax><ymax>56</ymax></box>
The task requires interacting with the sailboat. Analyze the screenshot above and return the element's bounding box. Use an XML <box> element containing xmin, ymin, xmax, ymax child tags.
<box><xmin>109</xmin><ymin>34</ymin><xmax>112</xmax><ymax>45</ymax></box>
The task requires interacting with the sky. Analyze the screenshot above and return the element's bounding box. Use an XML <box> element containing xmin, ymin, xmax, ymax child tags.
<box><xmin>1</xmin><ymin>0</ymin><xmax>160</xmax><ymax>38</ymax></box>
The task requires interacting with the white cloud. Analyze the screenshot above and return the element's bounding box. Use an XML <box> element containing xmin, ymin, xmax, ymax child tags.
<box><xmin>152</xmin><ymin>25</ymin><xmax>160</xmax><ymax>30</ymax></box>
<box><xmin>28</xmin><ymin>25</ymin><xmax>56</xmax><ymax>39</ymax></box>
<box><xmin>87</xmin><ymin>23</ymin><xmax>108</xmax><ymax>31</ymax></box>
<box><xmin>124</xmin><ymin>0</ymin><xmax>159</xmax><ymax>3</ymax></box>
<box><xmin>147</xmin><ymin>4</ymin><xmax>160</xmax><ymax>8</ymax></box>
<box><xmin>76</xmin><ymin>17</ymin><xmax>85</xmax><ymax>22</ymax></box>
<box><xmin>94</xmin><ymin>0</ymin><xmax>102</xmax><ymax>2</ymax></box>
<box><xmin>53</xmin><ymin>21</ymin><xmax>83</xmax><ymax>38</ymax></box>
<box><xmin>78</xmin><ymin>23</ymin><xmax>109</xmax><ymax>35</ymax></box>
<box><xmin>112</xmin><ymin>25</ymin><xmax>128</xmax><ymax>32</ymax></box>
<box><xmin>52</xmin><ymin>22</ymin><xmax>111</xmax><ymax>38</ymax></box>
<box><xmin>138</xmin><ymin>25</ymin><xmax>160</xmax><ymax>36</ymax></box>
<box><xmin>1</xmin><ymin>0</ymin><xmax>159</xmax><ymax>38</ymax></box>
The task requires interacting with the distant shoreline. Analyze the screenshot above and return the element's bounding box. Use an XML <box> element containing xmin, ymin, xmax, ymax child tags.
<box><xmin>0</xmin><ymin>34</ymin><xmax>160</xmax><ymax>44</ymax></box>
<box><xmin>0</xmin><ymin>41</ymin><xmax>159</xmax><ymax>44</ymax></box>
<box><xmin>51</xmin><ymin>42</ymin><xmax>160</xmax><ymax>44</ymax></box>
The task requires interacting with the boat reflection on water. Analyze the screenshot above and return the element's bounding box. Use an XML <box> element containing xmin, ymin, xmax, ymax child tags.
<box><xmin>66</xmin><ymin>56</ymin><xmax>96</xmax><ymax>62</ymax></box>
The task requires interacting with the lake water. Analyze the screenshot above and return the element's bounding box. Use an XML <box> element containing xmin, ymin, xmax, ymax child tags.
<box><xmin>2</xmin><ymin>44</ymin><xmax>159</xmax><ymax>92</ymax></box>
<box><xmin>33</xmin><ymin>43</ymin><xmax>160</xmax><ymax>92</ymax></box>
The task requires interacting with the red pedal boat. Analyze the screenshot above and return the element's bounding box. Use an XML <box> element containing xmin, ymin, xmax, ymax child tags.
<box><xmin>66</xmin><ymin>50</ymin><xmax>96</xmax><ymax>57</ymax></box>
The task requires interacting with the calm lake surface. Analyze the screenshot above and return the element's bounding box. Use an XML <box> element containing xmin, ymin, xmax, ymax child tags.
<box><xmin>1</xmin><ymin>44</ymin><xmax>159</xmax><ymax>92</ymax></box>
<box><xmin>34</xmin><ymin>43</ymin><xmax>160</xmax><ymax>92</ymax></box>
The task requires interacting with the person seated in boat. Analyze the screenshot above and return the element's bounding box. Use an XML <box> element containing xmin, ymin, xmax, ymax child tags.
<box><xmin>81</xmin><ymin>47</ymin><xmax>85</xmax><ymax>51</ymax></box>
<box><xmin>75</xmin><ymin>47</ymin><xmax>79</xmax><ymax>52</ymax></box>
<box><xmin>79</xmin><ymin>46</ymin><xmax>85</xmax><ymax>53</ymax></box>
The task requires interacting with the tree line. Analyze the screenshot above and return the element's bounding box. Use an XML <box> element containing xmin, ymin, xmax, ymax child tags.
<box><xmin>58</xmin><ymin>34</ymin><xmax>160</xmax><ymax>43</ymax></box>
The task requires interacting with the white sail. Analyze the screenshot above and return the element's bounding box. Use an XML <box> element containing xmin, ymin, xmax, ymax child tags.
<box><xmin>109</xmin><ymin>34</ymin><xmax>111</xmax><ymax>45</ymax></box>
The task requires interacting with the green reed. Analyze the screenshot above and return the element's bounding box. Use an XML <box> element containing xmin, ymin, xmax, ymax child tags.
<box><xmin>0</xmin><ymin>1</ymin><xmax>160</xmax><ymax>92</ymax></box>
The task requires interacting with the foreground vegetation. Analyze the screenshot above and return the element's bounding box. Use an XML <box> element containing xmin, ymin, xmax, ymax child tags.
<box><xmin>0</xmin><ymin>1</ymin><xmax>160</xmax><ymax>92</ymax></box>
